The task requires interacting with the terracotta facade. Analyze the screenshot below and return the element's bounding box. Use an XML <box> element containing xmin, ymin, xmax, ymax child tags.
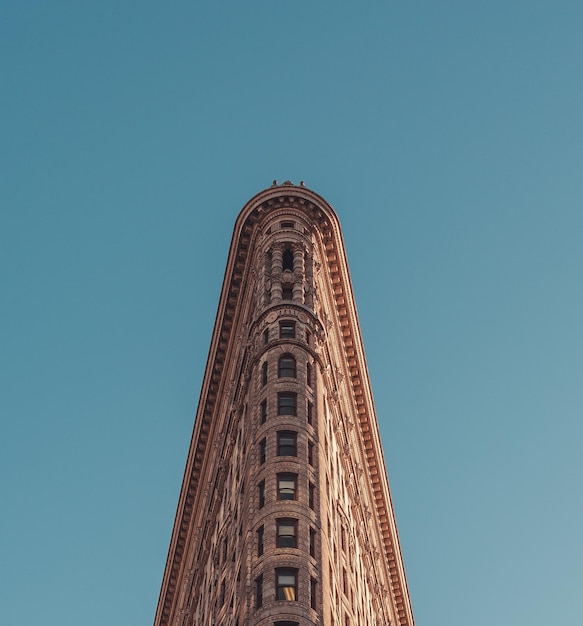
<box><xmin>153</xmin><ymin>183</ymin><xmax>414</xmax><ymax>626</ymax></box>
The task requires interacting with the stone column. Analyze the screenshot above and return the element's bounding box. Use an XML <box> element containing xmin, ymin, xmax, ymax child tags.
<box><xmin>293</xmin><ymin>246</ymin><xmax>305</xmax><ymax>303</ymax></box>
<box><xmin>271</xmin><ymin>245</ymin><xmax>283</xmax><ymax>303</ymax></box>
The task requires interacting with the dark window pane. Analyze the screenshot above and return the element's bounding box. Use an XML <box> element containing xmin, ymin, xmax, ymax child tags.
<box><xmin>258</xmin><ymin>480</ymin><xmax>265</xmax><ymax>508</ymax></box>
<box><xmin>282</xmin><ymin>249</ymin><xmax>294</xmax><ymax>271</ymax></box>
<box><xmin>278</xmin><ymin>474</ymin><xmax>297</xmax><ymax>500</ymax></box>
<box><xmin>277</xmin><ymin>431</ymin><xmax>297</xmax><ymax>456</ymax></box>
<box><xmin>278</xmin><ymin>393</ymin><xmax>297</xmax><ymax>416</ymax></box>
<box><xmin>278</xmin><ymin>355</ymin><xmax>296</xmax><ymax>378</ymax></box>
<box><xmin>279</xmin><ymin>321</ymin><xmax>296</xmax><ymax>338</ymax></box>
<box><xmin>277</xmin><ymin>519</ymin><xmax>298</xmax><ymax>548</ymax></box>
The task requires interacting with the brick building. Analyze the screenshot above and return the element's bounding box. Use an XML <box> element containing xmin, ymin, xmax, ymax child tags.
<box><xmin>153</xmin><ymin>182</ymin><xmax>415</xmax><ymax>626</ymax></box>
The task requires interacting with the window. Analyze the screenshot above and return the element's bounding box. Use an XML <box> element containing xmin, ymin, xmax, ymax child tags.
<box><xmin>282</xmin><ymin>248</ymin><xmax>294</xmax><ymax>271</ymax></box>
<box><xmin>276</xmin><ymin>568</ymin><xmax>298</xmax><ymax>601</ymax></box>
<box><xmin>258</xmin><ymin>480</ymin><xmax>265</xmax><ymax>508</ymax></box>
<box><xmin>261</xmin><ymin>399</ymin><xmax>267</xmax><ymax>423</ymax></box>
<box><xmin>277</xmin><ymin>431</ymin><xmax>297</xmax><ymax>456</ymax></box>
<box><xmin>311</xmin><ymin>577</ymin><xmax>317</xmax><ymax>610</ymax></box>
<box><xmin>260</xmin><ymin>438</ymin><xmax>266</xmax><ymax>464</ymax></box>
<box><xmin>277</xmin><ymin>473</ymin><xmax>297</xmax><ymax>500</ymax></box>
<box><xmin>276</xmin><ymin>518</ymin><xmax>298</xmax><ymax>548</ymax></box>
<box><xmin>279</xmin><ymin>321</ymin><xmax>296</xmax><ymax>338</ymax></box>
<box><xmin>278</xmin><ymin>392</ymin><xmax>297</xmax><ymax>416</ymax></box>
<box><xmin>257</xmin><ymin>525</ymin><xmax>264</xmax><ymax>556</ymax></box>
<box><xmin>305</xmin><ymin>329</ymin><xmax>311</xmax><ymax>345</ymax></box>
<box><xmin>262</xmin><ymin>362</ymin><xmax>268</xmax><ymax>386</ymax></box>
<box><xmin>307</xmin><ymin>401</ymin><xmax>313</xmax><ymax>425</ymax></box>
<box><xmin>306</xmin><ymin>362</ymin><xmax>312</xmax><ymax>387</ymax></box>
<box><xmin>278</xmin><ymin>354</ymin><xmax>296</xmax><ymax>378</ymax></box>
<box><xmin>282</xmin><ymin>286</ymin><xmax>293</xmax><ymax>300</ymax></box>
<box><xmin>255</xmin><ymin>574</ymin><xmax>263</xmax><ymax>608</ymax></box>
<box><xmin>309</xmin><ymin>481</ymin><xmax>315</xmax><ymax>509</ymax></box>
<box><xmin>308</xmin><ymin>441</ymin><xmax>314</xmax><ymax>466</ymax></box>
<box><xmin>280</xmin><ymin>221</ymin><xmax>295</xmax><ymax>229</ymax></box>
<box><xmin>309</xmin><ymin>527</ymin><xmax>316</xmax><ymax>557</ymax></box>
<box><xmin>263</xmin><ymin>329</ymin><xmax>269</xmax><ymax>345</ymax></box>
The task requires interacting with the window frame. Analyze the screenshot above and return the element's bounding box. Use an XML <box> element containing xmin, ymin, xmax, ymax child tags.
<box><xmin>276</xmin><ymin>518</ymin><xmax>298</xmax><ymax>548</ymax></box>
<box><xmin>277</xmin><ymin>430</ymin><xmax>297</xmax><ymax>457</ymax></box>
<box><xmin>279</xmin><ymin>320</ymin><xmax>296</xmax><ymax>338</ymax></box>
<box><xmin>278</xmin><ymin>392</ymin><xmax>297</xmax><ymax>416</ymax></box>
<box><xmin>277</xmin><ymin>473</ymin><xmax>298</xmax><ymax>501</ymax></box>
<box><xmin>275</xmin><ymin>567</ymin><xmax>298</xmax><ymax>601</ymax></box>
<box><xmin>258</xmin><ymin>480</ymin><xmax>265</xmax><ymax>508</ymax></box>
<box><xmin>278</xmin><ymin>354</ymin><xmax>297</xmax><ymax>378</ymax></box>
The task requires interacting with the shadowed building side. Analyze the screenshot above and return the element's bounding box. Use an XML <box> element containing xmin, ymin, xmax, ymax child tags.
<box><xmin>153</xmin><ymin>182</ymin><xmax>414</xmax><ymax>626</ymax></box>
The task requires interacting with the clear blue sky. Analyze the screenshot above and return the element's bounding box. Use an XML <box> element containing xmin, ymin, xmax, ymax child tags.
<box><xmin>2</xmin><ymin>2</ymin><xmax>582</xmax><ymax>625</ymax></box>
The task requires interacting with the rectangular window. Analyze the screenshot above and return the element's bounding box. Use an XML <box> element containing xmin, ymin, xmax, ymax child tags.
<box><xmin>256</xmin><ymin>574</ymin><xmax>263</xmax><ymax>608</ymax></box>
<box><xmin>277</xmin><ymin>473</ymin><xmax>297</xmax><ymax>501</ymax></box>
<box><xmin>260</xmin><ymin>438</ymin><xmax>266</xmax><ymax>464</ymax></box>
<box><xmin>276</xmin><ymin>568</ymin><xmax>298</xmax><ymax>601</ymax></box>
<box><xmin>309</xmin><ymin>527</ymin><xmax>316</xmax><ymax>557</ymax></box>
<box><xmin>307</xmin><ymin>362</ymin><xmax>312</xmax><ymax>387</ymax></box>
<box><xmin>277</xmin><ymin>431</ymin><xmax>297</xmax><ymax>456</ymax></box>
<box><xmin>257</xmin><ymin>525</ymin><xmax>264</xmax><ymax>556</ymax></box>
<box><xmin>279</xmin><ymin>321</ymin><xmax>296</xmax><ymax>338</ymax></box>
<box><xmin>309</xmin><ymin>481</ymin><xmax>315</xmax><ymax>509</ymax></box>
<box><xmin>307</xmin><ymin>401</ymin><xmax>313</xmax><ymax>425</ymax></box>
<box><xmin>311</xmin><ymin>578</ymin><xmax>317</xmax><ymax>610</ymax></box>
<box><xmin>262</xmin><ymin>362</ymin><xmax>268</xmax><ymax>386</ymax></box>
<box><xmin>308</xmin><ymin>441</ymin><xmax>314</xmax><ymax>466</ymax></box>
<box><xmin>278</xmin><ymin>392</ymin><xmax>297</xmax><ymax>416</ymax></box>
<box><xmin>258</xmin><ymin>480</ymin><xmax>265</xmax><ymax>508</ymax></box>
<box><xmin>276</xmin><ymin>518</ymin><xmax>298</xmax><ymax>548</ymax></box>
<box><xmin>261</xmin><ymin>399</ymin><xmax>267</xmax><ymax>424</ymax></box>
<box><xmin>263</xmin><ymin>329</ymin><xmax>269</xmax><ymax>345</ymax></box>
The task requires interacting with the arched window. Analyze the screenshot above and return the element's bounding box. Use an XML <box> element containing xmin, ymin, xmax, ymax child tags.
<box><xmin>278</xmin><ymin>354</ymin><xmax>296</xmax><ymax>378</ymax></box>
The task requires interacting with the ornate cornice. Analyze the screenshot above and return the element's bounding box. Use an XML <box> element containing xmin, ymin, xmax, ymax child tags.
<box><xmin>153</xmin><ymin>183</ymin><xmax>414</xmax><ymax>626</ymax></box>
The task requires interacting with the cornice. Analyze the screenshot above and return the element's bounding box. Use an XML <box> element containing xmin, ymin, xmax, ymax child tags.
<box><xmin>153</xmin><ymin>183</ymin><xmax>414</xmax><ymax>626</ymax></box>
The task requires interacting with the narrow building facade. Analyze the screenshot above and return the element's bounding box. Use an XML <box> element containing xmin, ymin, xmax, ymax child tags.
<box><xmin>153</xmin><ymin>182</ymin><xmax>414</xmax><ymax>626</ymax></box>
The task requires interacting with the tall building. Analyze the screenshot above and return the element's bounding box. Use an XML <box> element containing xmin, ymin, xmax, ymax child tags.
<box><xmin>153</xmin><ymin>182</ymin><xmax>415</xmax><ymax>626</ymax></box>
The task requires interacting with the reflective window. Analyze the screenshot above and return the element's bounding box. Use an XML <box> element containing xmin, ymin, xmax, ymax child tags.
<box><xmin>277</xmin><ymin>431</ymin><xmax>297</xmax><ymax>456</ymax></box>
<box><xmin>277</xmin><ymin>518</ymin><xmax>298</xmax><ymax>548</ymax></box>
<box><xmin>277</xmin><ymin>473</ymin><xmax>297</xmax><ymax>500</ymax></box>
<box><xmin>276</xmin><ymin>568</ymin><xmax>298</xmax><ymax>601</ymax></box>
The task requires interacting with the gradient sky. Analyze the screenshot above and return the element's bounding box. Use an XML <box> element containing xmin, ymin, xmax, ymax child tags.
<box><xmin>2</xmin><ymin>2</ymin><xmax>582</xmax><ymax>625</ymax></box>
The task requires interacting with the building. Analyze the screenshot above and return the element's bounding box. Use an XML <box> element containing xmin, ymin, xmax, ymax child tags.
<box><xmin>153</xmin><ymin>182</ymin><xmax>415</xmax><ymax>626</ymax></box>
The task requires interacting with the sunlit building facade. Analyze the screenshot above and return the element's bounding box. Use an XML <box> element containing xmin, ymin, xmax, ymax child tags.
<box><xmin>153</xmin><ymin>182</ymin><xmax>414</xmax><ymax>626</ymax></box>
